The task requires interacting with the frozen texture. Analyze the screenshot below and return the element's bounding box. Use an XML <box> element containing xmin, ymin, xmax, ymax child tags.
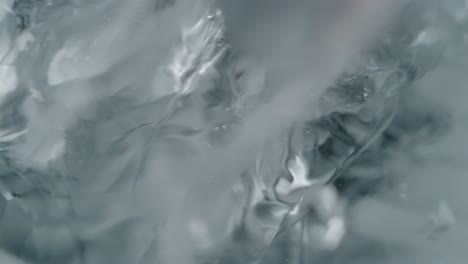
<box><xmin>0</xmin><ymin>0</ymin><xmax>466</xmax><ymax>264</ymax></box>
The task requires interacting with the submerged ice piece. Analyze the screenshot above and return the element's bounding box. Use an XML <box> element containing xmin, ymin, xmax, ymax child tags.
<box><xmin>216</xmin><ymin>72</ymin><xmax>401</xmax><ymax>263</ymax></box>
<box><xmin>234</xmin><ymin>14</ymin><xmax>448</xmax><ymax>260</ymax></box>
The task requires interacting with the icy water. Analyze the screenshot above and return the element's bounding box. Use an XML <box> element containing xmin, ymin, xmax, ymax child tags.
<box><xmin>0</xmin><ymin>0</ymin><xmax>467</xmax><ymax>264</ymax></box>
